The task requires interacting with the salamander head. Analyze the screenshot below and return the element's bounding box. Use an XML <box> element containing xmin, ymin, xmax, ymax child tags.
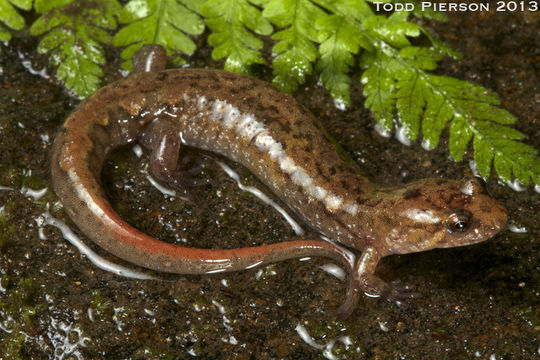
<box><xmin>377</xmin><ymin>178</ymin><xmax>507</xmax><ymax>255</ymax></box>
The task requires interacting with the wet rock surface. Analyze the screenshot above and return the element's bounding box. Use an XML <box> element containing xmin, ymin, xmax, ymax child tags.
<box><xmin>0</xmin><ymin>9</ymin><xmax>538</xmax><ymax>359</ymax></box>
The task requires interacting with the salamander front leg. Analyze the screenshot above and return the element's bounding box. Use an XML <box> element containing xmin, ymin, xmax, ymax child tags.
<box><xmin>336</xmin><ymin>247</ymin><xmax>418</xmax><ymax>318</ymax></box>
<box><xmin>140</xmin><ymin>119</ymin><xmax>210</xmax><ymax>201</ymax></box>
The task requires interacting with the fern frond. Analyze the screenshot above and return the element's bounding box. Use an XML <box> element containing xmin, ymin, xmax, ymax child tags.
<box><xmin>30</xmin><ymin>0</ymin><xmax>121</xmax><ymax>98</ymax></box>
<box><xmin>12</xmin><ymin>0</ymin><xmax>537</xmax><ymax>187</ymax></box>
<box><xmin>263</xmin><ymin>0</ymin><xmax>325</xmax><ymax>92</ymax></box>
<box><xmin>201</xmin><ymin>0</ymin><xmax>272</xmax><ymax>73</ymax></box>
<box><xmin>361</xmin><ymin>45</ymin><xmax>540</xmax><ymax>186</ymax></box>
<box><xmin>113</xmin><ymin>0</ymin><xmax>205</xmax><ymax>70</ymax></box>
<box><xmin>315</xmin><ymin>14</ymin><xmax>365</xmax><ymax>107</ymax></box>
<box><xmin>0</xmin><ymin>0</ymin><xmax>32</xmax><ymax>42</ymax></box>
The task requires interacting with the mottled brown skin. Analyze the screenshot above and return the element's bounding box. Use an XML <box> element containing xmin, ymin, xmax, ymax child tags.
<box><xmin>50</xmin><ymin>46</ymin><xmax>507</xmax><ymax>317</ymax></box>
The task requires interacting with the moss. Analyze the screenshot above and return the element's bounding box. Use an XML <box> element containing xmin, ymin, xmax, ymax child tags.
<box><xmin>130</xmin><ymin>346</ymin><xmax>176</xmax><ymax>360</ymax></box>
<box><xmin>12</xmin><ymin>278</ymin><xmax>35</xmax><ymax>305</ymax></box>
<box><xmin>0</xmin><ymin>166</ymin><xmax>45</xmax><ymax>191</ymax></box>
<box><xmin>0</xmin><ymin>331</ymin><xmax>27</xmax><ymax>360</ymax></box>
<box><xmin>513</xmin><ymin>306</ymin><xmax>539</xmax><ymax>327</ymax></box>
<box><xmin>0</xmin><ymin>167</ymin><xmax>18</xmax><ymax>187</ymax></box>
<box><xmin>20</xmin><ymin>175</ymin><xmax>44</xmax><ymax>190</ymax></box>
<box><xmin>0</xmin><ymin>278</ymin><xmax>38</xmax><ymax>359</ymax></box>
<box><xmin>0</xmin><ymin>213</ymin><xmax>15</xmax><ymax>251</ymax></box>
<box><xmin>1</xmin><ymin>197</ymin><xmax>17</xmax><ymax>216</ymax></box>
<box><xmin>90</xmin><ymin>289</ymin><xmax>113</xmax><ymax>321</ymax></box>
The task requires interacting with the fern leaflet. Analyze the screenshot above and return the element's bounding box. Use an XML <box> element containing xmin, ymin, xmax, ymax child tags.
<box><xmin>201</xmin><ymin>0</ymin><xmax>272</xmax><ymax>73</ymax></box>
<box><xmin>113</xmin><ymin>0</ymin><xmax>205</xmax><ymax>70</ymax></box>
<box><xmin>30</xmin><ymin>0</ymin><xmax>121</xmax><ymax>98</ymax></box>
<box><xmin>0</xmin><ymin>0</ymin><xmax>32</xmax><ymax>42</ymax></box>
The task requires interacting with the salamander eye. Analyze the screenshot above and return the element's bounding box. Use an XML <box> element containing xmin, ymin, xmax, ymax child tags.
<box><xmin>445</xmin><ymin>209</ymin><xmax>472</xmax><ymax>234</ymax></box>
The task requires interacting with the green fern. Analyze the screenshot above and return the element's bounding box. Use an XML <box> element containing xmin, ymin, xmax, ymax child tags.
<box><xmin>314</xmin><ymin>0</ymin><xmax>374</xmax><ymax>107</ymax></box>
<box><xmin>315</xmin><ymin>15</ymin><xmax>362</xmax><ymax>107</ymax></box>
<box><xmin>34</xmin><ymin>0</ymin><xmax>72</xmax><ymax>13</ymax></box>
<box><xmin>360</xmin><ymin>44</ymin><xmax>540</xmax><ymax>186</ymax></box>
<box><xmin>2</xmin><ymin>0</ymin><xmax>538</xmax><ymax>188</ymax></box>
<box><xmin>262</xmin><ymin>0</ymin><xmax>326</xmax><ymax>92</ymax></box>
<box><xmin>30</xmin><ymin>0</ymin><xmax>120</xmax><ymax>98</ymax></box>
<box><xmin>0</xmin><ymin>0</ymin><xmax>32</xmax><ymax>41</ymax></box>
<box><xmin>113</xmin><ymin>0</ymin><xmax>205</xmax><ymax>70</ymax></box>
<box><xmin>201</xmin><ymin>0</ymin><xmax>272</xmax><ymax>73</ymax></box>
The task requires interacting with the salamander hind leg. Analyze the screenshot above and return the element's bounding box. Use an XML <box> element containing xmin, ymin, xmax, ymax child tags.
<box><xmin>139</xmin><ymin>119</ymin><xmax>211</xmax><ymax>201</ymax></box>
<box><xmin>336</xmin><ymin>247</ymin><xmax>419</xmax><ymax>318</ymax></box>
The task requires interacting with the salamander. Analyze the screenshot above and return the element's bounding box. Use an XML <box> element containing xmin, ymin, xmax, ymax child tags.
<box><xmin>50</xmin><ymin>45</ymin><xmax>507</xmax><ymax>317</ymax></box>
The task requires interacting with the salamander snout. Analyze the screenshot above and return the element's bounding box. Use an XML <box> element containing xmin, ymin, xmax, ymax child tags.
<box><xmin>380</xmin><ymin>178</ymin><xmax>507</xmax><ymax>254</ymax></box>
<box><xmin>435</xmin><ymin>178</ymin><xmax>507</xmax><ymax>248</ymax></box>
